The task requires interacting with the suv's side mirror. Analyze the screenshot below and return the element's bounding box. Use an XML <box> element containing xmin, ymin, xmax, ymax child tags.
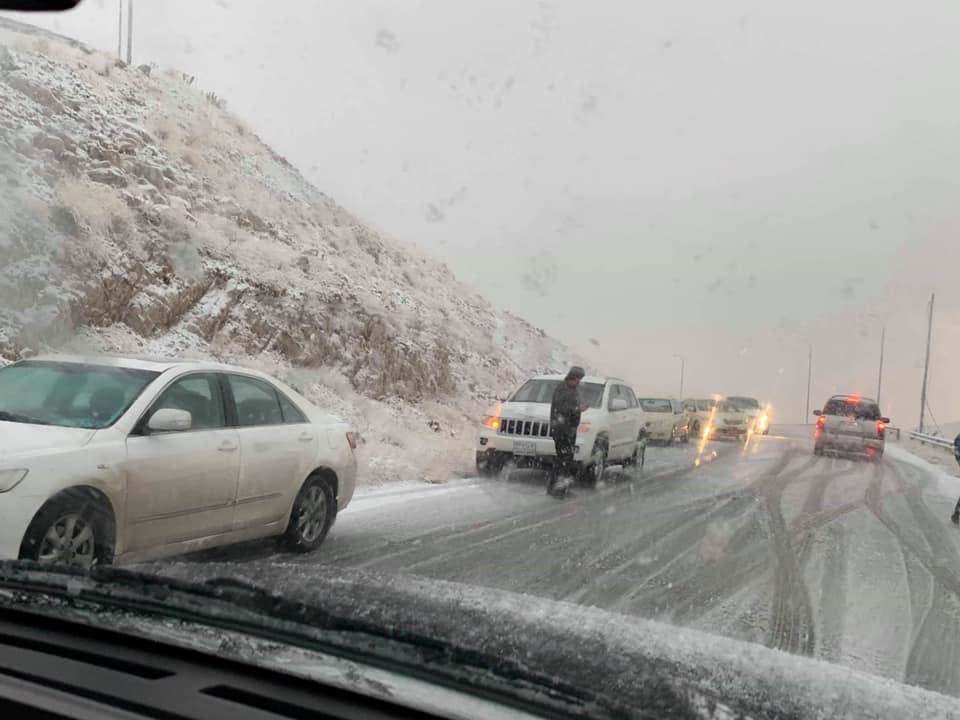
<box><xmin>610</xmin><ymin>398</ymin><xmax>628</xmax><ymax>411</ymax></box>
<box><xmin>148</xmin><ymin>408</ymin><xmax>193</xmax><ymax>433</ymax></box>
<box><xmin>812</xmin><ymin>410</ymin><xmax>822</xmax><ymax>416</ymax></box>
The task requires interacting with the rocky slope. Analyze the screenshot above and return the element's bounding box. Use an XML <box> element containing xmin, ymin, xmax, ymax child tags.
<box><xmin>0</xmin><ymin>19</ymin><xmax>580</xmax><ymax>483</ymax></box>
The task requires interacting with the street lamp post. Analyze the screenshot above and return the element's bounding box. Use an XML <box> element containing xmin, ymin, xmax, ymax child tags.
<box><xmin>673</xmin><ymin>354</ymin><xmax>685</xmax><ymax>399</ymax></box>
<box><xmin>877</xmin><ymin>323</ymin><xmax>885</xmax><ymax>406</ymax></box>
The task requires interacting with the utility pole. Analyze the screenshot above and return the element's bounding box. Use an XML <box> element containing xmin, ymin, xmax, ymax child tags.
<box><xmin>125</xmin><ymin>0</ymin><xmax>134</xmax><ymax>65</ymax></box>
<box><xmin>805</xmin><ymin>344</ymin><xmax>812</xmax><ymax>421</ymax></box>
<box><xmin>919</xmin><ymin>293</ymin><xmax>935</xmax><ymax>433</ymax></box>
<box><xmin>117</xmin><ymin>0</ymin><xmax>123</xmax><ymax>59</ymax></box>
<box><xmin>877</xmin><ymin>323</ymin><xmax>885</xmax><ymax>406</ymax></box>
<box><xmin>673</xmin><ymin>354</ymin><xmax>685</xmax><ymax>399</ymax></box>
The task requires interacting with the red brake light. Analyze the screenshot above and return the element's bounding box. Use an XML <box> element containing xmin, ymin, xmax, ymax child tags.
<box><xmin>346</xmin><ymin>432</ymin><xmax>358</xmax><ymax>450</ymax></box>
<box><xmin>877</xmin><ymin>420</ymin><xmax>886</xmax><ymax>435</ymax></box>
<box><xmin>816</xmin><ymin>415</ymin><xmax>826</xmax><ymax>428</ymax></box>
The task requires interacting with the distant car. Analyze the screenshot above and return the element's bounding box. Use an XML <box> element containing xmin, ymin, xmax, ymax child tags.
<box><xmin>724</xmin><ymin>396</ymin><xmax>770</xmax><ymax>435</ymax></box>
<box><xmin>637</xmin><ymin>397</ymin><xmax>690</xmax><ymax>444</ymax></box>
<box><xmin>813</xmin><ymin>394</ymin><xmax>889</xmax><ymax>460</ymax></box>
<box><xmin>682</xmin><ymin>398</ymin><xmax>717</xmax><ymax>439</ymax></box>
<box><xmin>707</xmin><ymin>399</ymin><xmax>751</xmax><ymax>441</ymax></box>
<box><xmin>476</xmin><ymin>374</ymin><xmax>646</xmax><ymax>485</ymax></box>
<box><xmin>0</xmin><ymin>355</ymin><xmax>358</xmax><ymax>568</ymax></box>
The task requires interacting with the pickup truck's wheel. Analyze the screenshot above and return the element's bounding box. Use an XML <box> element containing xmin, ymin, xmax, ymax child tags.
<box><xmin>579</xmin><ymin>441</ymin><xmax>607</xmax><ymax>487</ymax></box>
<box><xmin>282</xmin><ymin>477</ymin><xmax>336</xmax><ymax>552</ymax></box>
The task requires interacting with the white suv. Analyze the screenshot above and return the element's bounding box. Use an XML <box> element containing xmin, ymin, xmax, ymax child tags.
<box><xmin>0</xmin><ymin>355</ymin><xmax>357</xmax><ymax>567</ymax></box>
<box><xmin>476</xmin><ymin>374</ymin><xmax>645</xmax><ymax>485</ymax></box>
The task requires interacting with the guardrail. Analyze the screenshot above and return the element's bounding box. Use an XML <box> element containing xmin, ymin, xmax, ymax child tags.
<box><xmin>909</xmin><ymin>431</ymin><xmax>954</xmax><ymax>450</ymax></box>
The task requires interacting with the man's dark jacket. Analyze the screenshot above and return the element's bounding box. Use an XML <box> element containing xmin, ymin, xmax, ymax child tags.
<box><xmin>550</xmin><ymin>383</ymin><xmax>581</xmax><ymax>437</ymax></box>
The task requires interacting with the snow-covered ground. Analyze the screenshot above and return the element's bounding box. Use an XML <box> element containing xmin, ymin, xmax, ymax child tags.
<box><xmin>0</xmin><ymin>18</ymin><xmax>586</xmax><ymax>485</ymax></box>
<box><xmin>164</xmin><ymin>433</ymin><xmax>960</xmax><ymax>701</ymax></box>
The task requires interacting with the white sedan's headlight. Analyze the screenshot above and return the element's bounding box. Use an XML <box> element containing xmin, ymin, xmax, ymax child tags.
<box><xmin>0</xmin><ymin>469</ymin><xmax>28</xmax><ymax>493</ymax></box>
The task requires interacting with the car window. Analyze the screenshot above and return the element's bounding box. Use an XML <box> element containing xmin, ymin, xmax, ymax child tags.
<box><xmin>511</xmin><ymin>379</ymin><xmax>604</xmax><ymax>408</ymax></box>
<box><xmin>0</xmin><ymin>361</ymin><xmax>158</xmax><ymax>430</ymax></box>
<box><xmin>148</xmin><ymin>374</ymin><xmax>225</xmax><ymax>430</ymax></box>
<box><xmin>607</xmin><ymin>384</ymin><xmax>622</xmax><ymax>410</ymax></box>
<box><xmin>228</xmin><ymin>374</ymin><xmax>285</xmax><ymax>427</ymax></box>
<box><xmin>638</xmin><ymin>399</ymin><xmax>673</xmax><ymax>412</ymax></box>
<box><xmin>511</xmin><ymin>379</ymin><xmax>561</xmax><ymax>403</ymax></box>
<box><xmin>823</xmin><ymin>398</ymin><xmax>880</xmax><ymax>419</ymax></box>
<box><xmin>622</xmin><ymin>387</ymin><xmax>639</xmax><ymax>409</ymax></box>
<box><xmin>278</xmin><ymin>392</ymin><xmax>308</xmax><ymax>424</ymax></box>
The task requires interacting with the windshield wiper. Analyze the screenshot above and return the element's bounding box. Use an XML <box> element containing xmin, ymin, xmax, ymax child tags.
<box><xmin>0</xmin><ymin>411</ymin><xmax>48</xmax><ymax>425</ymax></box>
<box><xmin>0</xmin><ymin>562</ymin><xmax>621</xmax><ymax>719</ymax></box>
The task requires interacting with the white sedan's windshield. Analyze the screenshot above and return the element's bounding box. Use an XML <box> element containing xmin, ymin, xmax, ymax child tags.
<box><xmin>0</xmin><ymin>362</ymin><xmax>158</xmax><ymax>429</ymax></box>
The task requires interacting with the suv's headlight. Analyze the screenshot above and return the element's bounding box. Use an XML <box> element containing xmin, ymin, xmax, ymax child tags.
<box><xmin>0</xmin><ymin>469</ymin><xmax>28</xmax><ymax>493</ymax></box>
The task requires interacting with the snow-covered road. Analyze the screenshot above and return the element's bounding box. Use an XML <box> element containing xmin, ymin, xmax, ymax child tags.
<box><xmin>173</xmin><ymin>429</ymin><xmax>960</xmax><ymax>699</ymax></box>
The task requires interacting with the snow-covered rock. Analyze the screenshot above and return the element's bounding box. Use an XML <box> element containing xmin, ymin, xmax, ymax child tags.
<box><xmin>0</xmin><ymin>18</ymin><xmax>581</xmax><ymax>484</ymax></box>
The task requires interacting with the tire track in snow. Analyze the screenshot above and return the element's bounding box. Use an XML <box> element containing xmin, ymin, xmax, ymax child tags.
<box><xmin>877</xmin><ymin>461</ymin><xmax>960</xmax><ymax>695</ymax></box>
<box><xmin>760</xmin><ymin>447</ymin><xmax>816</xmax><ymax>656</ymax></box>
<box><xmin>333</xmin><ymin>451</ymin><xmax>729</xmax><ymax>572</ymax></box>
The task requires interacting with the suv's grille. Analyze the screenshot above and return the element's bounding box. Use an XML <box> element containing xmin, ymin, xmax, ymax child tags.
<box><xmin>499</xmin><ymin>418</ymin><xmax>551</xmax><ymax>437</ymax></box>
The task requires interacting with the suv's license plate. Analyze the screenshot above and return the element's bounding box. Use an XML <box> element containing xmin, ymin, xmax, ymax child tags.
<box><xmin>513</xmin><ymin>440</ymin><xmax>537</xmax><ymax>456</ymax></box>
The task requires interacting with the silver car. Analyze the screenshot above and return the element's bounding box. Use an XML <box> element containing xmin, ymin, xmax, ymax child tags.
<box><xmin>813</xmin><ymin>395</ymin><xmax>889</xmax><ymax>460</ymax></box>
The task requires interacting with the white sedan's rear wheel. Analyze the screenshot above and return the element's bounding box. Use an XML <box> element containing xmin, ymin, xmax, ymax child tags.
<box><xmin>282</xmin><ymin>478</ymin><xmax>336</xmax><ymax>552</ymax></box>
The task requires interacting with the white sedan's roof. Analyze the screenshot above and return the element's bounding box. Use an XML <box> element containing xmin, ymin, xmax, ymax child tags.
<box><xmin>24</xmin><ymin>353</ymin><xmax>258</xmax><ymax>376</ymax></box>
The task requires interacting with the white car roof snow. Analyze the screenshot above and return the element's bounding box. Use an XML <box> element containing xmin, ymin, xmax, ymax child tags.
<box><xmin>531</xmin><ymin>373</ymin><xmax>619</xmax><ymax>385</ymax></box>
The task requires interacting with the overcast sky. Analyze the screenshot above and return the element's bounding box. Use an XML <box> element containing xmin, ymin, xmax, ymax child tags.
<box><xmin>14</xmin><ymin>0</ymin><xmax>960</xmax><ymax>427</ymax></box>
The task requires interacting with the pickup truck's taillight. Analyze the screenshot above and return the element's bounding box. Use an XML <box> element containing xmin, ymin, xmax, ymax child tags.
<box><xmin>816</xmin><ymin>415</ymin><xmax>826</xmax><ymax>428</ymax></box>
<box><xmin>876</xmin><ymin>420</ymin><xmax>886</xmax><ymax>435</ymax></box>
<box><xmin>346</xmin><ymin>432</ymin><xmax>358</xmax><ymax>450</ymax></box>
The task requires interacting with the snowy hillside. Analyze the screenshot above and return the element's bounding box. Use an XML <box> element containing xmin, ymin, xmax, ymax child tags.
<box><xmin>0</xmin><ymin>19</ymin><xmax>581</xmax><ymax>483</ymax></box>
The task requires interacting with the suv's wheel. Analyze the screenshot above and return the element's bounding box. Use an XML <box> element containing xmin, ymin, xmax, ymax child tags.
<box><xmin>282</xmin><ymin>477</ymin><xmax>336</xmax><ymax>552</ymax></box>
<box><xmin>476</xmin><ymin>451</ymin><xmax>502</xmax><ymax>478</ymax></box>
<box><xmin>20</xmin><ymin>490</ymin><xmax>114</xmax><ymax>569</ymax></box>
<box><xmin>579</xmin><ymin>441</ymin><xmax>608</xmax><ymax>487</ymax></box>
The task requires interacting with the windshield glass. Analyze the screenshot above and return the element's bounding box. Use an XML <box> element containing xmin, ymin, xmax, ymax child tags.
<box><xmin>823</xmin><ymin>398</ymin><xmax>881</xmax><ymax>419</ymax></box>
<box><xmin>0</xmin><ymin>362</ymin><xmax>159</xmax><ymax>429</ymax></box>
<box><xmin>511</xmin><ymin>379</ymin><xmax>604</xmax><ymax>409</ymax></box>
<box><xmin>638</xmin><ymin>399</ymin><xmax>672</xmax><ymax>413</ymax></box>
<box><xmin>4</xmin><ymin>2</ymin><xmax>959</xmax><ymax>714</ymax></box>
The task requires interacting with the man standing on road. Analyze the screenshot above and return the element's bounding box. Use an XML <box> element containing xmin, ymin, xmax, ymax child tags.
<box><xmin>548</xmin><ymin>366</ymin><xmax>588</xmax><ymax>496</ymax></box>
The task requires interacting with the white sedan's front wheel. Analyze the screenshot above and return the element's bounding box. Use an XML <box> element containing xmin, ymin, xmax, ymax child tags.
<box><xmin>19</xmin><ymin>490</ymin><xmax>114</xmax><ymax>569</ymax></box>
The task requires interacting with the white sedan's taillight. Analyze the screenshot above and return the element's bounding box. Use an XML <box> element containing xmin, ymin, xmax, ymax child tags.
<box><xmin>346</xmin><ymin>432</ymin><xmax>358</xmax><ymax>450</ymax></box>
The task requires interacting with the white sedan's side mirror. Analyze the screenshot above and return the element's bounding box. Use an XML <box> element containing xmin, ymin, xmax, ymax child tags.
<box><xmin>148</xmin><ymin>408</ymin><xmax>193</xmax><ymax>433</ymax></box>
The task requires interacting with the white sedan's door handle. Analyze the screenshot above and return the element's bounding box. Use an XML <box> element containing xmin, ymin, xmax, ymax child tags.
<box><xmin>218</xmin><ymin>440</ymin><xmax>239</xmax><ymax>452</ymax></box>
<box><xmin>298</xmin><ymin>432</ymin><xmax>315</xmax><ymax>443</ymax></box>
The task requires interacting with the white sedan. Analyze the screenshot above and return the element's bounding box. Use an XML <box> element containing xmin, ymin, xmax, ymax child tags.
<box><xmin>0</xmin><ymin>355</ymin><xmax>357</xmax><ymax>567</ymax></box>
